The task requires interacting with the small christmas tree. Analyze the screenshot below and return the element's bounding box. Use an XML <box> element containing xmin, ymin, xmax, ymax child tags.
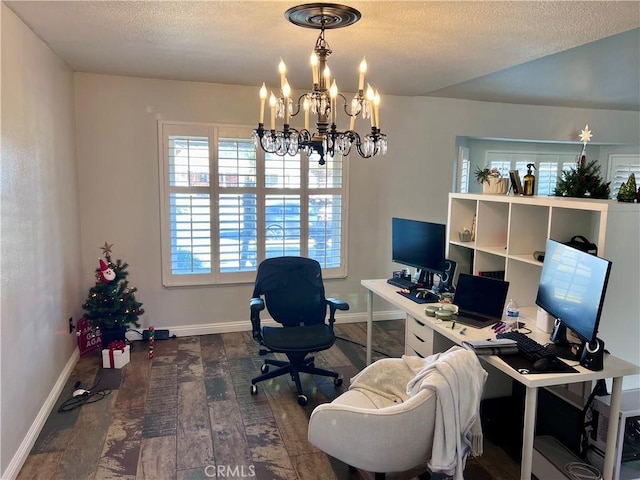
<box><xmin>82</xmin><ymin>242</ymin><xmax>144</xmax><ymax>331</ymax></box>
<box><xmin>554</xmin><ymin>124</ymin><xmax>610</xmax><ymax>199</ymax></box>
<box><xmin>617</xmin><ymin>172</ymin><xmax>637</xmax><ymax>202</ymax></box>
<box><xmin>554</xmin><ymin>156</ymin><xmax>611</xmax><ymax>199</ymax></box>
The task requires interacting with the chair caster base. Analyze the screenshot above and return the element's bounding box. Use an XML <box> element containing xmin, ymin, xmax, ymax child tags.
<box><xmin>334</xmin><ymin>377</ymin><xmax>343</xmax><ymax>387</ymax></box>
<box><xmin>297</xmin><ymin>394</ymin><xmax>308</xmax><ymax>406</ymax></box>
<box><xmin>250</xmin><ymin>384</ymin><xmax>258</xmax><ymax>396</ymax></box>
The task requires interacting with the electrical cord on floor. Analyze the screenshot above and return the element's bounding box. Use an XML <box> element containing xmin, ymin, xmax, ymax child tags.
<box><xmin>335</xmin><ymin>335</ymin><xmax>392</xmax><ymax>358</ymax></box>
<box><xmin>127</xmin><ymin>328</ymin><xmax>144</xmax><ymax>339</ymax></box>
<box><xmin>563</xmin><ymin>461</ymin><xmax>602</xmax><ymax>480</ymax></box>
<box><xmin>57</xmin><ymin>378</ymin><xmax>112</xmax><ymax>413</ymax></box>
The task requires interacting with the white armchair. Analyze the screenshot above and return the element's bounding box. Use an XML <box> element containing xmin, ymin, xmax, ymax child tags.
<box><xmin>308</xmin><ymin>387</ymin><xmax>437</xmax><ymax>478</ymax></box>
<box><xmin>308</xmin><ymin>348</ymin><xmax>487</xmax><ymax>480</ymax></box>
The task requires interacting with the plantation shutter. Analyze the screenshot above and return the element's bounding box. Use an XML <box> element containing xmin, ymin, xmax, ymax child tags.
<box><xmin>608</xmin><ymin>154</ymin><xmax>640</xmax><ymax>198</ymax></box>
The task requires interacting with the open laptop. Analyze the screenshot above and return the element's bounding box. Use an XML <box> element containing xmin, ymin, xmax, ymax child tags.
<box><xmin>452</xmin><ymin>273</ymin><xmax>510</xmax><ymax>328</ymax></box>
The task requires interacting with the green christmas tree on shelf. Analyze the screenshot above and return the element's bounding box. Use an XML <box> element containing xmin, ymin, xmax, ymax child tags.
<box><xmin>616</xmin><ymin>172</ymin><xmax>637</xmax><ymax>202</ymax></box>
<box><xmin>82</xmin><ymin>242</ymin><xmax>144</xmax><ymax>331</ymax></box>
<box><xmin>554</xmin><ymin>124</ymin><xmax>611</xmax><ymax>199</ymax></box>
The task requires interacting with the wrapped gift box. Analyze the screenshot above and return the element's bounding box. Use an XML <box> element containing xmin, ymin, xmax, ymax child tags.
<box><xmin>102</xmin><ymin>342</ymin><xmax>130</xmax><ymax>369</ymax></box>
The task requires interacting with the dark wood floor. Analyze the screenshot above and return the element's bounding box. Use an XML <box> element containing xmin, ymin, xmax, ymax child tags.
<box><xmin>18</xmin><ymin>320</ymin><xmax>520</xmax><ymax>480</ymax></box>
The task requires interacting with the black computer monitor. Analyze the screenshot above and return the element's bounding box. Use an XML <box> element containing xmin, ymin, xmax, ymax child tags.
<box><xmin>536</xmin><ymin>238</ymin><xmax>612</xmax><ymax>348</ymax></box>
<box><xmin>392</xmin><ymin>218</ymin><xmax>445</xmax><ymax>287</ymax></box>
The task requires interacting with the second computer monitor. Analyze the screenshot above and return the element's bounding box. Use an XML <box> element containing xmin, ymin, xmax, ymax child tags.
<box><xmin>391</xmin><ymin>217</ymin><xmax>446</xmax><ymax>287</ymax></box>
<box><xmin>536</xmin><ymin>238</ymin><xmax>612</xmax><ymax>346</ymax></box>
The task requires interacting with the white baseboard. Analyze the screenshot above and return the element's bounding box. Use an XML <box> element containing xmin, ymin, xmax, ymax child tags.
<box><xmin>2</xmin><ymin>348</ymin><xmax>80</xmax><ymax>480</ymax></box>
<box><xmin>162</xmin><ymin>309</ymin><xmax>404</xmax><ymax>338</ymax></box>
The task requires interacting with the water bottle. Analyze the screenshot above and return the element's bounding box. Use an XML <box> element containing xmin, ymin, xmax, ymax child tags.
<box><xmin>506</xmin><ymin>299</ymin><xmax>520</xmax><ymax>331</ymax></box>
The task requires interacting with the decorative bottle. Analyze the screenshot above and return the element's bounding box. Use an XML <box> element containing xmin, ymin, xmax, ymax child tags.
<box><xmin>523</xmin><ymin>163</ymin><xmax>536</xmax><ymax>196</ymax></box>
<box><xmin>506</xmin><ymin>299</ymin><xmax>520</xmax><ymax>331</ymax></box>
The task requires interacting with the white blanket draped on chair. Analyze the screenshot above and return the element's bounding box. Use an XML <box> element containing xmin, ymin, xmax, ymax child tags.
<box><xmin>348</xmin><ymin>346</ymin><xmax>487</xmax><ymax>479</ymax></box>
<box><xmin>405</xmin><ymin>347</ymin><xmax>487</xmax><ymax>480</ymax></box>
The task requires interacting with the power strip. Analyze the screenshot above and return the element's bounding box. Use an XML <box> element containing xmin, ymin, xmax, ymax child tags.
<box><xmin>142</xmin><ymin>329</ymin><xmax>170</xmax><ymax>340</ymax></box>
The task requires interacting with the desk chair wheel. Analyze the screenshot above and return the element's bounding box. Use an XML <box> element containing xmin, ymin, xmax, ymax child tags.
<box><xmin>260</xmin><ymin>364</ymin><xmax>269</xmax><ymax>373</ymax></box>
<box><xmin>334</xmin><ymin>377</ymin><xmax>343</xmax><ymax>387</ymax></box>
<box><xmin>250</xmin><ymin>385</ymin><xmax>258</xmax><ymax>396</ymax></box>
<box><xmin>297</xmin><ymin>394</ymin><xmax>308</xmax><ymax>406</ymax></box>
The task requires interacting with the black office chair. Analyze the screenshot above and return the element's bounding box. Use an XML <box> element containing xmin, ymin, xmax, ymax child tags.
<box><xmin>249</xmin><ymin>256</ymin><xmax>349</xmax><ymax>406</ymax></box>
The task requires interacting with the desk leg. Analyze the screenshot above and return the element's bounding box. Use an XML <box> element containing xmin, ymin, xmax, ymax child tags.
<box><xmin>366</xmin><ymin>289</ymin><xmax>373</xmax><ymax>365</ymax></box>
<box><xmin>521</xmin><ymin>386</ymin><xmax>538</xmax><ymax>480</ymax></box>
<box><xmin>603</xmin><ymin>377</ymin><xmax>623</xmax><ymax>480</ymax></box>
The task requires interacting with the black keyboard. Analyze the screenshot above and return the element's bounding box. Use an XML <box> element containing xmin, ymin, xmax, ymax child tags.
<box><xmin>496</xmin><ymin>331</ymin><xmax>555</xmax><ymax>363</ymax></box>
<box><xmin>387</xmin><ymin>277</ymin><xmax>416</xmax><ymax>290</ymax></box>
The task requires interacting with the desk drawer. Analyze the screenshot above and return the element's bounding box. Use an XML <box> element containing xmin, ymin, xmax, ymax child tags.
<box><xmin>406</xmin><ymin>315</ymin><xmax>434</xmax><ymax>357</ymax></box>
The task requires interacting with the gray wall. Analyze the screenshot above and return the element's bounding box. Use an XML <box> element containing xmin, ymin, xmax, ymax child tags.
<box><xmin>74</xmin><ymin>76</ymin><xmax>640</xmax><ymax>334</ymax></box>
<box><xmin>1</xmin><ymin>4</ymin><xmax>82</xmax><ymax>475</ymax></box>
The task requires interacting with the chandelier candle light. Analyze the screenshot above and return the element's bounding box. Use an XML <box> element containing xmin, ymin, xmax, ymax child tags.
<box><xmin>253</xmin><ymin>3</ymin><xmax>387</xmax><ymax>165</ymax></box>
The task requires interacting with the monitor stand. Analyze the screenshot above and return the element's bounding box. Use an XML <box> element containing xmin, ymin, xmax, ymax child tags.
<box><xmin>414</xmin><ymin>269</ymin><xmax>434</xmax><ymax>289</ymax></box>
<box><xmin>547</xmin><ymin>319</ymin><xmax>579</xmax><ymax>361</ymax></box>
<box><xmin>546</xmin><ymin>321</ymin><xmax>605</xmax><ymax>370</ymax></box>
<box><xmin>550</xmin><ymin>318</ymin><xmax>568</xmax><ymax>344</ymax></box>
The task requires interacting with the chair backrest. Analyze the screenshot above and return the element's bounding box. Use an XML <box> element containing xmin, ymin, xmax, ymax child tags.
<box><xmin>252</xmin><ymin>257</ymin><xmax>326</xmax><ymax>327</ymax></box>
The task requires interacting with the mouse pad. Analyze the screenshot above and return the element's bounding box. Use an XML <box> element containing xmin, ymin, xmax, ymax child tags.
<box><xmin>396</xmin><ymin>290</ymin><xmax>437</xmax><ymax>304</ymax></box>
<box><xmin>499</xmin><ymin>353</ymin><xmax>578</xmax><ymax>375</ymax></box>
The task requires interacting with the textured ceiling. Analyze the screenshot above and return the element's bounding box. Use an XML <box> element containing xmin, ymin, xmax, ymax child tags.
<box><xmin>5</xmin><ymin>1</ymin><xmax>640</xmax><ymax>110</ymax></box>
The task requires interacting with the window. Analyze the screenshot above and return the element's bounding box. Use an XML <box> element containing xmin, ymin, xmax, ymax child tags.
<box><xmin>457</xmin><ymin>146</ymin><xmax>470</xmax><ymax>193</ymax></box>
<box><xmin>608</xmin><ymin>154</ymin><xmax>640</xmax><ymax>198</ymax></box>
<box><xmin>485</xmin><ymin>152</ymin><xmax>576</xmax><ymax>196</ymax></box>
<box><xmin>159</xmin><ymin>122</ymin><xmax>347</xmax><ymax>286</ymax></box>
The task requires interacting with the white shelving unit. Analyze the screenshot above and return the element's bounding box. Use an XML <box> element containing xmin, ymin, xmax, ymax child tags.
<box><xmin>447</xmin><ymin>193</ymin><xmax>640</xmax><ymax>391</ymax></box>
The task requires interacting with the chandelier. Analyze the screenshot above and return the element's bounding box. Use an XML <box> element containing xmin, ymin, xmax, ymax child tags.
<box><xmin>252</xmin><ymin>3</ymin><xmax>387</xmax><ymax>165</ymax></box>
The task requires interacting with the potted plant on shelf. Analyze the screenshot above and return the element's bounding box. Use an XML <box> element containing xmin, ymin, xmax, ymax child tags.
<box><xmin>475</xmin><ymin>166</ymin><xmax>508</xmax><ymax>194</ymax></box>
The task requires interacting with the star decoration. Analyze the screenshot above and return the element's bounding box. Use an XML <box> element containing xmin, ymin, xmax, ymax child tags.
<box><xmin>579</xmin><ymin>124</ymin><xmax>593</xmax><ymax>145</ymax></box>
<box><xmin>100</xmin><ymin>241</ymin><xmax>114</xmax><ymax>256</ymax></box>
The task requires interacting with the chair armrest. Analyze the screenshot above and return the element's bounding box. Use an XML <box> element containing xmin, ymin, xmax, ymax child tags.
<box><xmin>250</xmin><ymin>298</ymin><xmax>265</xmax><ymax>312</ymax></box>
<box><xmin>326</xmin><ymin>297</ymin><xmax>349</xmax><ymax>311</ymax></box>
<box><xmin>249</xmin><ymin>298</ymin><xmax>265</xmax><ymax>342</ymax></box>
<box><xmin>326</xmin><ymin>297</ymin><xmax>349</xmax><ymax>325</ymax></box>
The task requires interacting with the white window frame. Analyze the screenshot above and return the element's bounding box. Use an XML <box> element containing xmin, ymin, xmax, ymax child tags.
<box><xmin>158</xmin><ymin>121</ymin><xmax>348</xmax><ymax>287</ymax></box>
<box><xmin>457</xmin><ymin>146</ymin><xmax>470</xmax><ymax>193</ymax></box>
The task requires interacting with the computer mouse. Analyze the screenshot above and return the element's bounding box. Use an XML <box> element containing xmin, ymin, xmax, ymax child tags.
<box><xmin>533</xmin><ymin>358</ymin><xmax>555</xmax><ymax>372</ymax></box>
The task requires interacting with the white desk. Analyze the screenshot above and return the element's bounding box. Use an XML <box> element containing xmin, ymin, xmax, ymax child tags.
<box><xmin>362</xmin><ymin>279</ymin><xmax>640</xmax><ymax>480</ymax></box>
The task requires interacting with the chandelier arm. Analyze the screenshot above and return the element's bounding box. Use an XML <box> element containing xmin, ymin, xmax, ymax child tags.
<box><xmin>347</xmin><ymin>130</ymin><xmax>378</xmax><ymax>158</ymax></box>
<box><xmin>288</xmin><ymin>94</ymin><xmax>308</xmax><ymax>118</ymax></box>
<box><xmin>260</xmin><ymin>134</ymin><xmax>277</xmax><ymax>154</ymax></box>
<box><xmin>336</xmin><ymin>93</ymin><xmax>356</xmax><ymax>116</ymax></box>
<box><xmin>355</xmin><ymin>142</ymin><xmax>378</xmax><ymax>158</ymax></box>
